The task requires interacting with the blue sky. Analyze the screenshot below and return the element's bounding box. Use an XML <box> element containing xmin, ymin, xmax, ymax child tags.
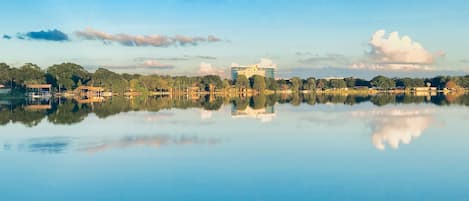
<box><xmin>0</xmin><ymin>0</ymin><xmax>468</xmax><ymax>77</ymax></box>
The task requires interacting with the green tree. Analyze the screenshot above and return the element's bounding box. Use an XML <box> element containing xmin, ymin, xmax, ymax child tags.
<box><xmin>122</xmin><ymin>73</ymin><xmax>141</xmax><ymax>82</ymax></box>
<box><xmin>250</xmin><ymin>75</ymin><xmax>266</xmax><ymax>92</ymax></box>
<box><xmin>47</xmin><ymin>101</ymin><xmax>91</xmax><ymax>125</ymax></box>
<box><xmin>454</xmin><ymin>75</ymin><xmax>469</xmax><ymax>88</ymax></box>
<box><xmin>0</xmin><ymin>63</ymin><xmax>12</xmax><ymax>86</ymax></box>
<box><xmin>370</xmin><ymin>75</ymin><xmax>395</xmax><ymax>89</ymax></box>
<box><xmin>290</xmin><ymin>77</ymin><xmax>302</xmax><ymax>91</ymax></box>
<box><xmin>235</xmin><ymin>75</ymin><xmax>250</xmax><ymax>90</ymax></box>
<box><xmin>222</xmin><ymin>79</ymin><xmax>231</xmax><ymax>90</ymax></box>
<box><xmin>301</xmin><ymin>77</ymin><xmax>316</xmax><ymax>91</ymax></box>
<box><xmin>11</xmin><ymin>63</ymin><xmax>46</xmax><ymax>87</ymax></box>
<box><xmin>201</xmin><ymin>75</ymin><xmax>222</xmax><ymax>91</ymax></box>
<box><xmin>395</xmin><ymin>77</ymin><xmax>425</xmax><ymax>88</ymax></box>
<box><xmin>371</xmin><ymin>94</ymin><xmax>396</xmax><ymax>106</ymax></box>
<box><xmin>316</xmin><ymin>79</ymin><xmax>328</xmax><ymax>90</ymax></box>
<box><xmin>276</xmin><ymin>79</ymin><xmax>289</xmax><ymax>90</ymax></box>
<box><xmin>265</xmin><ymin>77</ymin><xmax>279</xmax><ymax>90</ymax></box>
<box><xmin>138</xmin><ymin>75</ymin><xmax>169</xmax><ymax>91</ymax></box>
<box><xmin>329</xmin><ymin>79</ymin><xmax>347</xmax><ymax>89</ymax></box>
<box><xmin>344</xmin><ymin>77</ymin><xmax>356</xmax><ymax>88</ymax></box>
<box><xmin>232</xmin><ymin>97</ymin><xmax>249</xmax><ymax>110</ymax></box>
<box><xmin>47</xmin><ymin>63</ymin><xmax>91</xmax><ymax>91</ymax></box>
<box><xmin>430</xmin><ymin>76</ymin><xmax>449</xmax><ymax>89</ymax></box>
<box><xmin>355</xmin><ymin>78</ymin><xmax>370</xmax><ymax>87</ymax></box>
<box><xmin>250</xmin><ymin>94</ymin><xmax>266</xmax><ymax>109</ymax></box>
<box><xmin>91</xmin><ymin>68</ymin><xmax>128</xmax><ymax>93</ymax></box>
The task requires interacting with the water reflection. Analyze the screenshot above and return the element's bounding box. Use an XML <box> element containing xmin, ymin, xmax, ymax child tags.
<box><xmin>352</xmin><ymin>108</ymin><xmax>434</xmax><ymax>150</ymax></box>
<box><xmin>231</xmin><ymin>105</ymin><xmax>276</xmax><ymax>122</ymax></box>
<box><xmin>0</xmin><ymin>93</ymin><xmax>468</xmax><ymax>127</ymax></box>
<box><xmin>1</xmin><ymin>93</ymin><xmax>468</xmax><ymax>153</ymax></box>
<box><xmin>80</xmin><ymin>135</ymin><xmax>221</xmax><ymax>154</ymax></box>
<box><xmin>1</xmin><ymin>94</ymin><xmax>468</xmax><ymax>201</ymax></box>
<box><xmin>143</xmin><ymin>112</ymin><xmax>175</xmax><ymax>122</ymax></box>
<box><xmin>17</xmin><ymin>137</ymin><xmax>71</xmax><ymax>153</ymax></box>
<box><xmin>2</xmin><ymin>135</ymin><xmax>221</xmax><ymax>154</ymax></box>
<box><xmin>200</xmin><ymin>110</ymin><xmax>213</xmax><ymax>120</ymax></box>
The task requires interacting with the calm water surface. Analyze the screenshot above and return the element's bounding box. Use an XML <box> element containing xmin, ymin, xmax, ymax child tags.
<box><xmin>1</xmin><ymin>95</ymin><xmax>469</xmax><ymax>201</ymax></box>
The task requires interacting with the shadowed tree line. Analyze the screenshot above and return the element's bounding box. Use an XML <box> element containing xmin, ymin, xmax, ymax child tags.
<box><xmin>1</xmin><ymin>93</ymin><xmax>469</xmax><ymax>127</ymax></box>
<box><xmin>1</xmin><ymin>63</ymin><xmax>468</xmax><ymax>95</ymax></box>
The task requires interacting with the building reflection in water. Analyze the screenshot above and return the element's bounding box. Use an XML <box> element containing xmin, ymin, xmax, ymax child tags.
<box><xmin>231</xmin><ymin>105</ymin><xmax>276</xmax><ymax>123</ymax></box>
<box><xmin>24</xmin><ymin>98</ymin><xmax>52</xmax><ymax>111</ymax></box>
<box><xmin>200</xmin><ymin>110</ymin><xmax>213</xmax><ymax>120</ymax></box>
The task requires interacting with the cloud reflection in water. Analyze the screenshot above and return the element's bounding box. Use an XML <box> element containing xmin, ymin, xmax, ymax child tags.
<box><xmin>2</xmin><ymin>135</ymin><xmax>221</xmax><ymax>154</ymax></box>
<box><xmin>17</xmin><ymin>137</ymin><xmax>71</xmax><ymax>153</ymax></box>
<box><xmin>352</xmin><ymin>108</ymin><xmax>434</xmax><ymax>150</ymax></box>
<box><xmin>81</xmin><ymin>135</ymin><xmax>221</xmax><ymax>154</ymax></box>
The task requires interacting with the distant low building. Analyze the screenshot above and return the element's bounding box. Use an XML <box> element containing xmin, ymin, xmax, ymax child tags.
<box><xmin>0</xmin><ymin>84</ymin><xmax>10</xmax><ymax>94</ymax></box>
<box><xmin>353</xmin><ymin>86</ymin><xmax>369</xmax><ymax>90</ymax></box>
<box><xmin>324</xmin><ymin>77</ymin><xmax>345</xmax><ymax>81</ymax></box>
<box><xmin>26</xmin><ymin>84</ymin><xmax>52</xmax><ymax>98</ymax></box>
<box><xmin>73</xmin><ymin>86</ymin><xmax>105</xmax><ymax>97</ymax></box>
<box><xmin>231</xmin><ymin>65</ymin><xmax>275</xmax><ymax>80</ymax></box>
<box><xmin>412</xmin><ymin>87</ymin><xmax>437</xmax><ymax>91</ymax></box>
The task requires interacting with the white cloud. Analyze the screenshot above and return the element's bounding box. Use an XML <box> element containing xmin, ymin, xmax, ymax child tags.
<box><xmin>353</xmin><ymin>29</ymin><xmax>444</xmax><ymax>71</ymax></box>
<box><xmin>79</xmin><ymin>135</ymin><xmax>221</xmax><ymax>153</ymax></box>
<box><xmin>101</xmin><ymin>60</ymin><xmax>175</xmax><ymax>73</ymax></box>
<box><xmin>297</xmin><ymin>53</ymin><xmax>349</xmax><ymax>67</ymax></box>
<box><xmin>198</xmin><ymin>62</ymin><xmax>226</xmax><ymax>77</ymax></box>
<box><xmin>370</xmin><ymin>30</ymin><xmax>434</xmax><ymax>64</ymax></box>
<box><xmin>351</xmin><ymin>62</ymin><xmax>433</xmax><ymax>71</ymax></box>
<box><xmin>230</xmin><ymin>58</ymin><xmax>277</xmax><ymax>68</ymax></box>
<box><xmin>142</xmin><ymin>60</ymin><xmax>174</xmax><ymax>68</ymax></box>
<box><xmin>75</xmin><ymin>28</ymin><xmax>221</xmax><ymax>47</ymax></box>
<box><xmin>257</xmin><ymin>58</ymin><xmax>277</xmax><ymax>68</ymax></box>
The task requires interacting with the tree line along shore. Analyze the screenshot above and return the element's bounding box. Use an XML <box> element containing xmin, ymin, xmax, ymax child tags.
<box><xmin>0</xmin><ymin>62</ymin><xmax>468</xmax><ymax>97</ymax></box>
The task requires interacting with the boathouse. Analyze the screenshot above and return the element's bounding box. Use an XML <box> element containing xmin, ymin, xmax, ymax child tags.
<box><xmin>26</xmin><ymin>84</ymin><xmax>52</xmax><ymax>98</ymax></box>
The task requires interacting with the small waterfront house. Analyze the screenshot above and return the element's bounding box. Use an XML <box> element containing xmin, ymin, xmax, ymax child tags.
<box><xmin>413</xmin><ymin>87</ymin><xmax>438</xmax><ymax>91</ymax></box>
<box><xmin>26</xmin><ymin>84</ymin><xmax>52</xmax><ymax>98</ymax></box>
<box><xmin>73</xmin><ymin>86</ymin><xmax>105</xmax><ymax>97</ymax></box>
<box><xmin>0</xmin><ymin>84</ymin><xmax>11</xmax><ymax>94</ymax></box>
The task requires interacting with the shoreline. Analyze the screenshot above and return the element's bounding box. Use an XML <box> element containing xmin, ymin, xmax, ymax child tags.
<box><xmin>1</xmin><ymin>88</ymin><xmax>468</xmax><ymax>100</ymax></box>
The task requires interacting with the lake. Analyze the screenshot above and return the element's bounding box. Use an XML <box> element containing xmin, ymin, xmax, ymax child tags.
<box><xmin>1</xmin><ymin>94</ymin><xmax>469</xmax><ymax>201</ymax></box>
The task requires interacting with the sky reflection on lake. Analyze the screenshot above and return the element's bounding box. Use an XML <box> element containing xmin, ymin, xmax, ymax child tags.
<box><xmin>0</xmin><ymin>97</ymin><xmax>469</xmax><ymax>201</ymax></box>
